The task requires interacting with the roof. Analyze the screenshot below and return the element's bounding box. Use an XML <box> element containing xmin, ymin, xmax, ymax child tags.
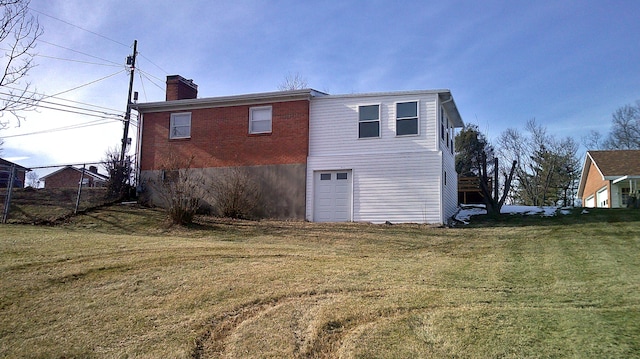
<box><xmin>132</xmin><ymin>88</ymin><xmax>328</xmax><ymax>113</ymax></box>
<box><xmin>41</xmin><ymin>166</ymin><xmax>109</xmax><ymax>181</ymax></box>
<box><xmin>577</xmin><ymin>150</ymin><xmax>640</xmax><ymax>196</ymax></box>
<box><xmin>0</xmin><ymin>158</ymin><xmax>30</xmax><ymax>171</ymax></box>
<box><xmin>132</xmin><ymin>88</ymin><xmax>464</xmax><ymax>128</ymax></box>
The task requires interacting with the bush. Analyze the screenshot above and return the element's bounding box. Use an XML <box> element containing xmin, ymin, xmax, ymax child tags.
<box><xmin>211</xmin><ymin>167</ymin><xmax>261</xmax><ymax>219</ymax></box>
<box><xmin>149</xmin><ymin>155</ymin><xmax>207</xmax><ymax>225</ymax></box>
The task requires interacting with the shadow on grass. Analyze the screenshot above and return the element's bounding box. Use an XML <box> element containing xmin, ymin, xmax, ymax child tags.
<box><xmin>462</xmin><ymin>208</ymin><xmax>640</xmax><ymax>228</ymax></box>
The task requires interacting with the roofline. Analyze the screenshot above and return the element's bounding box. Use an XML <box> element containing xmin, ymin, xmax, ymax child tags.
<box><xmin>577</xmin><ymin>152</ymin><xmax>602</xmax><ymax>197</ymax></box>
<box><xmin>132</xmin><ymin>88</ymin><xmax>328</xmax><ymax>113</ymax></box>
<box><xmin>41</xmin><ymin>166</ymin><xmax>109</xmax><ymax>181</ymax></box>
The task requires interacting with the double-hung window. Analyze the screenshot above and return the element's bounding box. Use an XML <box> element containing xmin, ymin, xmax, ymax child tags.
<box><xmin>396</xmin><ymin>101</ymin><xmax>418</xmax><ymax>136</ymax></box>
<box><xmin>358</xmin><ymin>104</ymin><xmax>380</xmax><ymax>138</ymax></box>
<box><xmin>249</xmin><ymin>106</ymin><xmax>272</xmax><ymax>134</ymax></box>
<box><xmin>170</xmin><ymin>112</ymin><xmax>191</xmax><ymax>139</ymax></box>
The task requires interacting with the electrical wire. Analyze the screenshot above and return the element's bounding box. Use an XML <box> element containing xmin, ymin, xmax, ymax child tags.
<box><xmin>35</xmin><ymin>53</ymin><xmax>122</xmax><ymax>67</ymax></box>
<box><xmin>0</xmin><ymin>91</ymin><xmax>123</xmax><ymax>118</ymax></box>
<box><xmin>46</xmin><ymin>69</ymin><xmax>127</xmax><ymax>98</ymax></box>
<box><xmin>28</xmin><ymin>7</ymin><xmax>130</xmax><ymax>48</ymax></box>
<box><xmin>38</xmin><ymin>39</ymin><xmax>122</xmax><ymax>67</ymax></box>
<box><xmin>0</xmin><ymin>119</ymin><xmax>118</xmax><ymax>139</ymax></box>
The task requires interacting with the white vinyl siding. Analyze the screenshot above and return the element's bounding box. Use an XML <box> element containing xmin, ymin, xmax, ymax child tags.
<box><xmin>169</xmin><ymin>112</ymin><xmax>191</xmax><ymax>139</ymax></box>
<box><xmin>310</xmin><ymin>93</ymin><xmax>438</xmax><ymax>156</ymax></box>
<box><xmin>307</xmin><ymin>152</ymin><xmax>443</xmax><ymax>223</ymax></box>
<box><xmin>308</xmin><ymin>92</ymin><xmax>460</xmax><ymax>224</ymax></box>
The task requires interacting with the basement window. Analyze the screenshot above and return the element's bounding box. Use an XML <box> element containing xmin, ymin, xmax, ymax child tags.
<box><xmin>169</xmin><ymin>112</ymin><xmax>191</xmax><ymax>139</ymax></box>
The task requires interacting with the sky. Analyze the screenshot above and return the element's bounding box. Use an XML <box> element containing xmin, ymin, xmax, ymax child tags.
<box><xmin>1</xmin><ymin>0</ymin><xmax>639</xmax><ymax>182</ymax></box>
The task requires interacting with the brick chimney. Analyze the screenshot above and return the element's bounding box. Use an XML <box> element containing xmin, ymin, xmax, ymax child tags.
<box><xmin>166</xmin><ymin>75</ymin><xmax>198</xmax><ymax>101</ymax></box>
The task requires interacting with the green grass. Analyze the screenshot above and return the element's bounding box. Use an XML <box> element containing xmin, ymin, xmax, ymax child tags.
<box><xmin>0</xmin><ymin>206</ymin><xmax>639</xmax><ymax>358</ymax></box>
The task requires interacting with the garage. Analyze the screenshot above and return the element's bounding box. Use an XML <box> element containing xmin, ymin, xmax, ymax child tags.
<box><xmin>313</xmin><ymin>170</ymin><xmax>352</xmax><ymax>222</ymax></box>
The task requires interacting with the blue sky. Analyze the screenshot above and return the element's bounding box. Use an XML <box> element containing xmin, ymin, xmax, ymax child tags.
<box><xmin>2</xmin><ymin>0</ymin><xmax>639</xmax><ymax>179</ymax></box>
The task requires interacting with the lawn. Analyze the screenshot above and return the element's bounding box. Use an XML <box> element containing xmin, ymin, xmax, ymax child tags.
<box><xmin>0</xmin><ymin>205</ymin><xmax>639</xmax><ymax>358</ymax></box>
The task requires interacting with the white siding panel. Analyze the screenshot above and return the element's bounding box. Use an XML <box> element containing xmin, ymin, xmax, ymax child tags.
<box><xmin>309</xmin><ymin>93</ymin><xmax>439</xmax><ymax>157</ymax></box>
<box><xmin>307</xmin><ymin>152</ymin><xmax>444</xmax><ymax>224</ymax></box>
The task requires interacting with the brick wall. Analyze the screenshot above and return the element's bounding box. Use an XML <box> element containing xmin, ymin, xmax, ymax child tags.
<box><xmin>139</xmin><ymin>99</ymin><xmax>310</xmax><ymax>170</ymax></box>
<box><xmin>582</xmin><ymin>161</ymin><xmax>609</xmax><ymax>205</ymax></box>
<box><xmin>44</xmin><ymin>168</ymin><xmax>103</xmax><ymax>188</ymax></box>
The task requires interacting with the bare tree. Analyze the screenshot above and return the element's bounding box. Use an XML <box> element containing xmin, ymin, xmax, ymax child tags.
<box><xmin>26</xmin><ymin>169</ymin><xmax>37</xmax><ymax>187</ymax></box>
<box><xmin>102</xmin><ymin>147</ymin><xmax>133</xmax><ymax>201</ymax></box>
<box><xmin>603</xmin><ymin>101</ymin><xmax>640</xmax><ymax>150</ymax></box>
<box><xmin>0</xmin><ymin>0</ymin><xmax>43</xmax><ymax>128</ymax></box>
<box><xmin>498</xmin><ymin>119</ymin><xmax>579</xmax><ymax>206</ymax></box>
<box><xmin>278</xmin><ymin>72</ymin><xmax>308</xmax><ymax>91</ymax></box>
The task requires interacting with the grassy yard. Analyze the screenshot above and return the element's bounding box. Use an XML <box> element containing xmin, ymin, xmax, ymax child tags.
<box><xmin>0</xmin><ymin>206</ymin><xmax>639</xmax><ymax>358</ymax></box>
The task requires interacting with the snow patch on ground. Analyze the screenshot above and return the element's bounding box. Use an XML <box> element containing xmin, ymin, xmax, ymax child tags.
<box><xmin>455</xmin><ymin>204</ymin><xmax>573</xmax><ymax>225</ymax></box>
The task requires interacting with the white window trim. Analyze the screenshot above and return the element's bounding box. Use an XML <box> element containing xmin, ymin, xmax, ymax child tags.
<box><xmin>249</xmin><ymin>106</ymin><xmax>272</xmax><ymax>134</ymax></box>
<box><xmin>395</xmin><ymin>100</ymin><xmax>420</xmax><ymax>137</ymax></box>
<box><xmin>169</xmin><ymin>112</ymin><xmax>191</xmax><ymax>139</ymax></box>
<box><xmin>358</xmin><ymin>103</ymin><xmax>381</xmax><ymax>139</ymax></box>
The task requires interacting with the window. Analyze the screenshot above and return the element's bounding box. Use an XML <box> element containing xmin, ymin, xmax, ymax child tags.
<box><xmin>320</xmin><ymin>173</ymin><xmax>331</xmax><ymax>180</ymax></box>
<box><xmin>396</xmin><ymin>101</ymin><xmax>418</xmax><ymax>136</ymax></box>
<box><xmin>622</xmin><ymin>187</ymin><xmax>631</xmax><ymax>205</ymax></box>
<box><xmin>170</xmin><ymin>113</ymin><xmax>191</xmax><ymax>139</ymax></box>
<box><xmin>358</xmin><ymin>104</ymin><xmax>380</xmax><ymax>138</ymax></box>
<box><xmin>249</xmin><ymin>106</ymin><xmax>272</xmax><ymax>134</ymax></box>
<box><xmin>337</xmin><ymin>172</ymin><xmax>348</xmax><ymax>180</ymax></box>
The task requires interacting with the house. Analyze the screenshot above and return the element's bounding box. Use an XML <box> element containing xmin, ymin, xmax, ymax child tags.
<box><xmin>0</xmin><ymin>158</ymin><xmax>29</xmax><ymax>188</ymax></box>
<box><xmin>306</xmin><ymin>90</ymin><xmax>463</xmax><ymax>223</ymax></box>
<box><xmin>41</xmin><ymin>165</ymin><xmax>109</xmax><ymax>189</ymax></box>
<box><xmin>577</xmin><ymin>150</ymin><xmax>640</xmax><ymax>208</ymax></box>
<box><xmin>134</xmin><ymin>75</ymin><xmax>464</xmax><ymax>224</ymax></box>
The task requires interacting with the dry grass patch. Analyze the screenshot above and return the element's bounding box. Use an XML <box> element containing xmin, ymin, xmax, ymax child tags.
<box><xmin>0</xmin><ymin>206</ymin><xmax>639</xmax><ymax>358</ymax></box>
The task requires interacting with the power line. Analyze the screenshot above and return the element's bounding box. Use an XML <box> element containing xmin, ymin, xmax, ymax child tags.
<box><xmin>47</xmin><ymin>69</ymin><xmax>126</xmax><ymax>98</ymax></box>
<box><xmin>38</xmin><ymin>39</ymin><xmax>121</xmax><ymax>66</ymax></box>
<box><xmin>28</xmin><ymin>7</ymin><xmax>130</xmax><ymax>48</ymax></box>
<box><xmin>0</xmin><ymin>119</ymin><xmax>117</xmax><ymax>139</ymax></box>
<box><xmin>35</xmin><ymin>53</ymin><xmax>122</xmax><ymax>67</ymax></box>
<box><xmin>0</xmin><ymin>92</ymin><xmax>124</xmax><ymax>118</ymax></box>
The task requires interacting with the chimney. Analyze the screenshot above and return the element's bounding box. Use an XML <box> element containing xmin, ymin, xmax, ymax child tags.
<box><xmin>166</xmin><ymin>75</ymin><xmax>198</xmax><ymax>101</ymax></box>
<box><xmin>89</xmin><ymin>166</ymin><xmax>98</xmax><ymax>174</ymax></box>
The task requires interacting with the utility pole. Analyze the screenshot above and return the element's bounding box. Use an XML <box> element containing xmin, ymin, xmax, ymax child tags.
<box><xmin>120</xmin><ymin>40</ymin><xmax>137</xmax><ymax>163</ymax></box>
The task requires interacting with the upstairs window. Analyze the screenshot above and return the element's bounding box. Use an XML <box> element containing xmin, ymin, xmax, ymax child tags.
<box><xmin>396</xmin><ymin>101</ymin><xmax>418</xmax><ymax>136</ymax></box>
<box><xmin>358</xmin><ymin>104</ymin><xmax>380</xmax><ymax>138</ymax></box>
<box><xmin>170</xmin><ymin>112</ymin><xmax>191</xmax><ymax>139</ymax></box>
<box><xmin>249</xmin><ymin>106</ymin><xmax>272</xmax><ymax>134</ymax></box>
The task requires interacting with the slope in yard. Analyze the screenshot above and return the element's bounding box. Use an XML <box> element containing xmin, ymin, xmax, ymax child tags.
<box><xmin>0</xmin><ymin>206</ymin><xmax>639</xmax><ymax>358</ymax></box>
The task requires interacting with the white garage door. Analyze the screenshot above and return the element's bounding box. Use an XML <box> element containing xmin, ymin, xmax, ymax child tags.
<box><xmin>597</xmin><ymin>187</ymin><xmax>608</xmax><ymax>208</ymax></box>
<box><xmin>313</xmin><ymin>170</ymin><xmax>352</xmax><ymax>222</ymax></box>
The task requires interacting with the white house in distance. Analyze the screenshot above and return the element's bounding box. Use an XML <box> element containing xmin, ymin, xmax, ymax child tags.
<box><xmin>306</xmin><ymin>90</ymin><xmax>463</xmax><ymax>224</ymax></box>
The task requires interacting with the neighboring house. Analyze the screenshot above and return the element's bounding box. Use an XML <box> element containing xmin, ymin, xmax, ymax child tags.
<box><xmin>577</xmin><ymin>150</ymin><xmax>640</xmax><ymax>208</ymax></box>
<box><xmin>134</xmin><ymin>75</ymin><xmax>464</xmax><ymax>224</ymax></box>
<box><xmin>41</xmin><ymin>165</ymin><xmax>109</xmax><ymax>189</ymax></box>
<box><xmin>0</xmin><ymin>158</ymin><xmax>29</xmax><ymax>188</ymax></box>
